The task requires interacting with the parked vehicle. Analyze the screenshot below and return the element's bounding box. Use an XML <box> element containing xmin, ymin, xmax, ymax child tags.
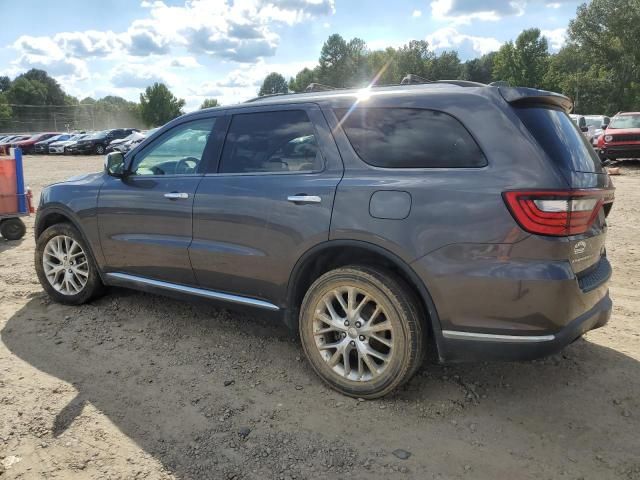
<box><xmin>34</xmin><ymin>134</ymin><xmax>74</xmax><ymax>153</ymax></box>
<box><xmin>105</xmin><ymin>131</ymin><xmax>146</xmax><ymax>153</ymax></box>
<box><xmin>599</xmin><ymin>112</ymin><xmax>640</xmax><ymax>160</ymax></box>
<box><xmin>583</xmin><ymin>115</ymin><xmax>610</xmax><ymax>146</ymax></box>
<box><xmin>11</xmin><ymin>132</ymin><xmax>60</xmax><ymax>154</ymax></box>
<box><xmin>48</xmin><ymin>134</ymin><xmax>89</xmax><ymax>154</ymax></box>
<box><xmin>34</xmin><ymin>82</ymin><xmax>615</xmax><ymax>398</ymax></box>
<box><xmin>68</xmin><ymin>128</ymin><xmax>139</xmax><ymax>155</ymax></box>
<box><xmin>0</xmin><ymin>135</ymin><xmax>29</xmax><ymax>150</ymax></box>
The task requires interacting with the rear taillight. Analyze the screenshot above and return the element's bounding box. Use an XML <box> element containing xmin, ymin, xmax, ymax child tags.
<box><xmin>503</xmin><ymin>189</ymin><xmax>613</xmax><ymax>236</ymax></box>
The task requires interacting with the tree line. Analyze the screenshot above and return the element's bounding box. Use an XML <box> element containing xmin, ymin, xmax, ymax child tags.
<box><xmin>0</xmin><ymin>70</ymin><xmax>218</xmax><ymax>132</ymax></box>
<box><xmin>259</xmin><ymin>0</ymin><xmax>639</xmax><ymax>115</ymax></box>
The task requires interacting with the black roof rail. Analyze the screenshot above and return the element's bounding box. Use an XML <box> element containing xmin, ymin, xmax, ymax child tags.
<box><xmin>400</xmin><ymin>74</ymin><xmax>430</xmax><ymax>85</ymax></box>
<box><xmin>244</xmin><ymin>92</ymin><xmax>290</xmax><ymax>103</ymax></box>
<box><xmin>304</xmin><ymin>83</ymin><xmax>337</xmax><ymax>92</ymax></box>
<box><xmin>489</xmin><ymin>80</ymin><xmax>510</xmax><ymax>87</ymax></box>
<box><xmin>429</xmin><ymin>80</ymin><xmax>486</xmax><ymax>87</ymax></box>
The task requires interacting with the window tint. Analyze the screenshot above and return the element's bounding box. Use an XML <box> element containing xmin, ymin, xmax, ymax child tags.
<box><xmin>515</xmin><ymin>107</ymin><xmax>603</xmax><ymax>173</ymax></box>
<box><xmin>220</xmin><ymin>110</ymin><xmax>323</xmax><ymax>174</ymax></box>
<box><xmin>335</xmin><ymin>108</ymin><xmax>486</xmax><ymax>168</ymax></box>
<box><xmin>130</xmin><ymin>118</ymin><xmax>215</xmax><ymax>176</ymax></box>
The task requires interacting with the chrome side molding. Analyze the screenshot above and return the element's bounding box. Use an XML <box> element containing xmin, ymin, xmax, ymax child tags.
<box><xmin>105</xmin><ymin>272</ymin><xmax>280</xmax><ymax>311</ymax></box>
<box><xmin>442</xmin><ymin>330</ymin><xmax>555</xmax><ymax>343</ymax></box>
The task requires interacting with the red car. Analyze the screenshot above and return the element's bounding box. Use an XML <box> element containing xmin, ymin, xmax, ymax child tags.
<box><xmin>12</xmin><ymin>132</ymin><xmax>61</xmax><ymax>154</ymax></box>
<box><xmin>599</xmin><ymin>112</ymin><xmax>640</xmax><ymax>160</ymax></box>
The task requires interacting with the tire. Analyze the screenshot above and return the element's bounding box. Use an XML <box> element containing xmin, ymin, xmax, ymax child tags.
<box><xmin>0</xmin><ymin>218</ymin><xmax>26</xmax><ymax>240</ymax></box>
<box><xmin>95</xmin><ymin>144</ymin><xmax>105</xmax><ymax>155</ymax></box>
<box><xmin>299</xmin><ymin>266</ymin><xmax>425</xmax><ymax>399</ymax></box>
<box><xmin>34</xmin><ymin>223</ymin><xmax>104</xmax><ymax>305</ymax></box>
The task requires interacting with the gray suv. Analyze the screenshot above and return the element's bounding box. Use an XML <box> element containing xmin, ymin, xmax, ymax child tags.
<box><xmin>34</xmin><ymin>82</ymin><xmax>615</xmax><ymax>398</ymax></box>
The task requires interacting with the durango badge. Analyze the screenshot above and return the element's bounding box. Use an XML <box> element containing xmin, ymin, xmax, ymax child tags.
<box><xmin>574</xmin><ymin>240</ymin><xmax>587</xmax><ymax>255</ymax></box>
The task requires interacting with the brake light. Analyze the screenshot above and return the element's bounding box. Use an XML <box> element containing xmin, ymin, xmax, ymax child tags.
<box><xmin>503</xmin><ymin>190</ymin><xmax>611</xmax><ymax>236</ymax></box>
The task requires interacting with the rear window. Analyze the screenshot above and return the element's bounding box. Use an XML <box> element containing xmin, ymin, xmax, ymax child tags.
<box><xmin>515</xmin><ymin>107</ymin><xmax>603</xmax><ymax>173</ymax></box>
<box><xmin>335</xmin><ymin>108</ymin><xmax>486</xmax><ymax>168</ymax></box>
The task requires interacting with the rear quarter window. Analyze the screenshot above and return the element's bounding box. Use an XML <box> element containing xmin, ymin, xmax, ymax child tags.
<box><xmin>335</xmin><ymin>108</ymin><xmax>487</xmax><ymax>168</ymax></box>
<box><xmin>515</xmin><ymin>107</ymin><xmax>603</xmax><ymax>173</ymax></box>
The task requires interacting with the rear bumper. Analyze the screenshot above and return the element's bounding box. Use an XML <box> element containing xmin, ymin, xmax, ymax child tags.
<box><xmin>437</xmin><ymin>294</ymin><xmax>611</xmax><ymax>362</ymax></box>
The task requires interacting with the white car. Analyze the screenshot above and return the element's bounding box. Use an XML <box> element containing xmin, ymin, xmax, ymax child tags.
<box><xmin>48</xmin><ymin>134</ymin><xmax>89</xmax><ymax>154</ymax></box>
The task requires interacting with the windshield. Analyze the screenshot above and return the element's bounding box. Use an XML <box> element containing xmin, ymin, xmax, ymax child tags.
<box><xmin>609</xmin><ymin>114</ymin><xmax>640</xmax><ymax>129</ymax></box>
<box><xmin>584</xmin><ymin>116</ymin><xmax>604</xmax><ymax>128</ymax></box>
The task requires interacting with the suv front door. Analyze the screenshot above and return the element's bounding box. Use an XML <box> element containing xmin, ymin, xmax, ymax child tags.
<box><xmin>190</xmin><ymin>104</ymin><xmax>344</xmax><ymax>305</ymax></box>
<box><xmin>98</xmin><ymin>116</ymin><xmax>220</xmax><ymax>285</ymax></box>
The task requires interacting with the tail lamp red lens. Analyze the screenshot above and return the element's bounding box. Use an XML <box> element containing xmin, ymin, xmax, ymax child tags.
<box><xmin>503</xmin><ymin>190</ymin><xmax>612</xmax><ymax>236</ymax></box>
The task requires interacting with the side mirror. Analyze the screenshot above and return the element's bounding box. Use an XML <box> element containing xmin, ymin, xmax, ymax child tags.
<box><xmin>580</xmin><ymin>126</ymin><xmax>589</xmax><ymax>133</ymax></box>
<box><xmin>105</xmin><ymin>152</ymin><xmax>125</xmax><ymax>177</ymax></box>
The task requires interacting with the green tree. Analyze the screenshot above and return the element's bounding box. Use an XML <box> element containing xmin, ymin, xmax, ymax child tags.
<box><xmin>396</xmin><ymin>40</ymin><xmax>433</xmax><ymax>80</ymax></box>
<box><xmin>494</xmin><ymin>28</ymin><xmax>549</xmax><ymax>88</ymax></box>
<box><xmin>567</xmin><ymin>0</ymin><xmax>640</xmax><ymax>112</ymax></box>
<box><xmin>429</xmin><ymin>51</ymin><xmax>462</xmax><ymax>80</ymax></box>
<box><xmin>0</xmin><ymin>93</ymin><xmax>12</xmax><ymax>127</ymax></box>
<box><xmin>318</xmin><ymin>34</ymin><xmax>351</xmax><ymax>87</ymax></box>
<box><xmin>289</xmin><ymin>67</ymin><xmax>318</xmax><ymax>92</ymax></box>
<box><xmin>258</xmin><ymin>73</ymin><xmax>288</xmax><ymax>96</ymax></box>
<box><xmin>0</xmin><ymin>76</ymin><xmax>10</xmax><ymax>93</ymax></box>
<box><xmin>139</xmin><ymin>83</ymin><xmax>185</xmax><ymax>127</ymax></box>
<box><xmin>200</xmin><ymin>98</ymin><xmax>220</xmax><ymax>109</ymax></box>
<box><xmin>6</xmin><ymin>77</ymin><xmax>48</xmax><ymax>105</ymax></box>
<box><xmin>462</xmin><ymin>52</ymin><xmax>496</xmax><ymax>84</ymax></box>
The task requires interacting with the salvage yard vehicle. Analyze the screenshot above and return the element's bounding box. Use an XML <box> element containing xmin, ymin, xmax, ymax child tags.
<box><xmin>599</xmin><ymin>112</ymin><xmax>640</xmax><ymax>161</ymax></box>
<box><xmin>34</xmin><ymin>81</ymin><xmax>615</xmax><ymax>398</ymax></box>
<box><xmin>68</xmin><ymin>128</ymin><xmax>139</xmax><ymax>155</ymax></box>
<box><xmin>48</xmin><ymin>134</ymin><xmax>89</xmax><ymax>154</ymax></box>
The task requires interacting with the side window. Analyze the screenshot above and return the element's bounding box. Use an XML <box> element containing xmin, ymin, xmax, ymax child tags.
<box><xmin>220</xmin><ymin>110</ymin><xmax>323</xmax><ymax>174</ymax></box>
<box><xmin>130</xmin><ymin>118</ymin><xmax>215</xmax><ymax>176</ymax></box>
<box><xmin>335</xmin><ymin>108</ymin><xmax>486</xmax><ymax>168</ymax></box>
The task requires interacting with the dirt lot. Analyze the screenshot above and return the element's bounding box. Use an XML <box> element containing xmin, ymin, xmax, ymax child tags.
<box><xmin>0</xmin><ymin>155</ymin><xmax>639</xmax><ymax>480</ymax></box>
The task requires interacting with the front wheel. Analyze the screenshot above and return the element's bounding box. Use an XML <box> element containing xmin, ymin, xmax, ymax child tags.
<box><xmin>35</xmin><ymin>223</ymin><xmax>104</xmax><ymax>304</ymax></box>
<box><xmin>299</xmin><ymin>266</ymin><xmax>425</xmax><ymax>399</ymax></box>
<box><xmin>95</xmin><ymin>144</ymin><xmax>105</xmax><ymax>155</ymax></box>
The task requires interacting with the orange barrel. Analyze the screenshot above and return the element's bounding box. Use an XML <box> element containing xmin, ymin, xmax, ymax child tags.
<box><xmin>0</xmin><ymin>157</ymin><xmax>18</xmax><ymax>214</ymax></box>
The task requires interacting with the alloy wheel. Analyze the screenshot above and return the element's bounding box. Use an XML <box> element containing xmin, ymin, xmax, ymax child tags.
<box><xmin>42</xmin><ymin>235</ymin><xmax>89</xmax><ymax>296</ymax></box>
<box><xmin>313</xmin><ymin>286</ymin><xmax>394</xmax><ymax>381</ymax></box>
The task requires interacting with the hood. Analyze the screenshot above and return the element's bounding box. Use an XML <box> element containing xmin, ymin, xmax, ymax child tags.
<box><xmin>605</xmin><ymin>127</ymin><xmax>640</xmax><ymax>135</ymax></box>
<box><xmin>63</xmin><ymin>171</ymin><xmax>104</xmax><ymax>183</ymax></box>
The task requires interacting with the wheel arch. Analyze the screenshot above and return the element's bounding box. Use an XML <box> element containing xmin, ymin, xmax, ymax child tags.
<box><xmin>35</xmin><ymin>205</ymin><xmax>106</xmax><ymax>281</ymax></box>
<box><xmin>285</xmin><ymin>240</ymin><xmax>444</xmax><ymax>359</ymax></box>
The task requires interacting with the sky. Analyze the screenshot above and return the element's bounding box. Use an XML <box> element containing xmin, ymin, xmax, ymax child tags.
<box><xmin>1</xmin><ymin>0</ymin><xmax>585</xmax><ymax>111</ymax></box>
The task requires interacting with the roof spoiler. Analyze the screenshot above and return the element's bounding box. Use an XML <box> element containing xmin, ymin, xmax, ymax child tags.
<box><xmin>498</xmin><ymin>86</ymin><xmax>573</xmax><ymax>113</ymax></box>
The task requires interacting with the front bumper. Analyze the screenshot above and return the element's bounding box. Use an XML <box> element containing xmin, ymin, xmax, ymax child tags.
<box><xmin>437</xmin><ymin>294</ymin><xmax>611</xmax><ymax>362</ymax></box>
<box><xmin>69</xmin><ymin>143</ymin><xmax>95</xmax><ymax>154</ymax></box>
<box><xmin>48</xmin><ymin>146</ymin><xmax>66</xmax><ymax>154</ymax></box>
<box><xmin>600</xmin><ymin>144</ymin><xmax>640</xmax><ymax>159</ymax></box>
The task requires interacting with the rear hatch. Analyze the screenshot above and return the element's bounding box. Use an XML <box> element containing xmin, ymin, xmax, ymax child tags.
<box><xmin>501</xmin><ymin>89</ymin><xmax>614</xmax><ymax>277</ymax></box>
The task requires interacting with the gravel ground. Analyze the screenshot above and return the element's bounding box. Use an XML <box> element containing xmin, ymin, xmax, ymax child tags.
<box><xmin>0</xmin><ymin>155</ymin><xmax>639</xmax><ymax>480</ymax></box>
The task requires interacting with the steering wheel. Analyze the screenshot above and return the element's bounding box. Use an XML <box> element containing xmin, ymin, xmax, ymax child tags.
<box><xmin>175</xmin><ymin>156</ymin><xmax>199</xmax><ymax>174</ymax></box>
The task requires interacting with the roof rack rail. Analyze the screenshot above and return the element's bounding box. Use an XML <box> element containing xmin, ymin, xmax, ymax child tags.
<box><xmin>400</xmin><ymin>74</ymin><xmax>430</xmax><ymax>85</ymax></box>
<box><xmin>244</xmin><ymin>92</ymin><xmax>290</xmax><ymax>103</ymax></box>
<box><xmin>489</xmin><ymin>80</ymin><xmax>510</xmax><ymax>87</ymax></box>
<box><xmin>304</xmin><ymin>83</ymin><xmax>337</xmax><ymax>92</ymax></box>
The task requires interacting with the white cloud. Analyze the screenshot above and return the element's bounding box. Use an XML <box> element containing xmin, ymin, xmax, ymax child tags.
<box><xmin>427</xmin><ymin>27</ymin><xmax>502</xmax><ymax>57</ymax></box>
<box><xmin>412</xmin><ymin>9</ymin><xmax>422</xmax><ymax>17</ymax></box>
<box><xmin>546</xmin><ymin>2</ymin><xmax>562</xmax><ymax>7</ymax></box>
<box><xmin>541</xmin><ymin>27</ymin><xmax>566</xmax><ymax>50</ymax></box>
<box><xmin>169</xmin><ymin>56</ymin><xmax>202</xmax><ymax>68</ymax></box>
<box><xmin>11</xmin><ymin>0</ymin><xmax>335</xmax><ymax>64</ymax></box>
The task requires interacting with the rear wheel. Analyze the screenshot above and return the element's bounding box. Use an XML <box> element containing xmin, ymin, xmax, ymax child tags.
<box><xmin>35</xmin><ymin>223</ymin><xmax>104</xmax><ymax>304</ymax></box>
<box><xmin>299</xmin><ymin>266</ymin><xmax>425</xmax><ymax>398</ymax></box>
<box><xmin>95</xmin><ymin>144</ymin><xmax>105</xmax><ymax>155</ymax></box>
<box><xmin>0</xmin><ymin>218</ymin><xmax>26</xmax><ymax>240</ymax></box>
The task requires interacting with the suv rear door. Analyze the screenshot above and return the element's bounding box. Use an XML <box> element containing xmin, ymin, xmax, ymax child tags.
<box><xmin>190</xmin><ymin>103</ymin><xmax>343</xmax><ymax>305</ymax></box>
<box><xmin>97</xmin><ymin>115</ymin><xmax>222</xmax><ymax>285</ymax></box>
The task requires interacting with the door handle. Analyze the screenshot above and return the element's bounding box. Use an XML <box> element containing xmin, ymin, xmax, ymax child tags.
<box><xmin>164</xmin><ymin>192</ymin><xmax>189</xmax><ymax>200</ymax></box>
<box><xmin>287</xmin><ymin>195</ymin><xmax>322</xmax><ymax>204</ymax></box>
